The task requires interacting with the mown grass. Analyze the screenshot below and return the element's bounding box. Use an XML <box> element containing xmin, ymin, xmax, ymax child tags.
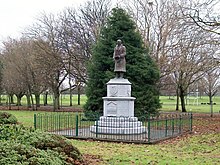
<box><xmin>0</xmin><ymin>95</ymin><xmax>218</xmax><ymax>128</ymax></box>
<box><xmin>1</xmin><ymin>94</ymin><xmax>220</xmax><ymax>113</ymax></box>
<box><xmin>72</xmin><ymin>133</ymin><xmax>220</xmax><ymax>164</ymax></box>
<box><xmin>160</xmin><ymin>96</ymin><xmax>220</xmax><ymax>113</ymax></box>
<box><xmin>0</xmin><ymin>94</ymin><xmax>87</xmax><ymax>108</ymax></box>
<box><xmin>0</xmin><ymin>110</ymin><xmax>82</xmax><ymax>129</ymax></box>
<box><xmin>0</xmin><ymin>110</ymin><xmax>43</xmax><ymax>127</ymax></box>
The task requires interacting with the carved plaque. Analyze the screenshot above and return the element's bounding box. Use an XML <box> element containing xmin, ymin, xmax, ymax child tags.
<box><xmin>107</xmin><ymin>101</ymin><xmax>117</xmax><ymax>116</ymax></box>
<box><xmin>109</xmin><ymin>86</ymin><xmax>118</xmax><ymax>96</ymax></box>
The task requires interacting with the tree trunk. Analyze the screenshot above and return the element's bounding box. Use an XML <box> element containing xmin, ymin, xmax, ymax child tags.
<box><xmin>209</xmin><ymin>95</ymin><xmax>213</xmax><ymax>117</ymax></box>
<box><xmin>179</xmin><ymin>86</ymin><xmax>187</xmax><ymax>112</ymax></box>
<box><xmin>44</xmin><ymin>91</ymin><xmax>48</xmax><ymax>106</ymax></box>
<box><xmin>35</xmin><ymin>94</ymin><xmax>40</xmax><ymax>108</ymax></box>
<box><xmin>26</xmin><ymin>94</ymin><xmax>32</xmax><ymax>108</ymax></box>
<box><xmin>10</xmin><ymin>94</ymin><xmax>14</xmax><ymax>104</ymax></box>
<box><xmin>16</xmin><ymin>95</ymin><xmax>22</xmax><ymax>106</ymax></box>
<box><xmin>53</xmin><ymin>90</ymin><xmax>60</xmax><ymax>111</ymax></box>
<box><xmin>70</xmin><ymin>89</ymin><xmax>73</xmax><ymax>106</ymax></box>
<box><xmin>8</xmin><ymin>95</ymin><xmax>11</xmax><ymax>110</ymax></box>
<box><xmin>77</xmin><ymin>84</ymin><xmax>81</xmax><ymax>105</ymax></box>
<box><xmin>176</xmin><ymin>87</ymin><xmax>179</xmax><ymax>111</ymax></box>
<box><xmin>69</xmin><ymin>77</ymin><xmax>73</xmax><ymax>106</ymax></box>
<box><xmin>30</xmin><ymin>94</ymin><xmax>35</xmax><ymax>111</ymax></box>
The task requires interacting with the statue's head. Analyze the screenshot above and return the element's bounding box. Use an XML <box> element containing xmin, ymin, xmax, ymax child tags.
<box><xmin>117</xmin><ymin>39</ymin><xmax>122</xmax><ymax>45</ymax></box>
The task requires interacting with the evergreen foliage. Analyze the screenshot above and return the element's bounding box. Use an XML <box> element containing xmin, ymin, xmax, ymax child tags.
<box><xmin>0</xmin><ymin>60</ymin><xmax>3</xmax><ymax>96</ymax></box>
<box><xmin>84</xmin><ymin>8</ymin><xmax>161</xmax><ymax>117</ymax></box>
<box><xmin>0</xmin><ymin>112</ymin><xmax>18</xmax><ymax>124</ymax></box>
<box><xmin>0</xmin><ymin>124</ymin><xmax>82</xmax><ymax>164</ymax></box>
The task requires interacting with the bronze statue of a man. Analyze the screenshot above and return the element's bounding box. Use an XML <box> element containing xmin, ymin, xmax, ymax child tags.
<box><xmin>113</xmin><ymin>39</ymin><xmax>126</xmax><ymax>78</ymax></box>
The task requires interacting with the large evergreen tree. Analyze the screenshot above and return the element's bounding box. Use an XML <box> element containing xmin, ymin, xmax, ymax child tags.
<box><xmin>84</xmin><ymin>8</ymin><xmax>161</xmax><ymax>117</ymax></box>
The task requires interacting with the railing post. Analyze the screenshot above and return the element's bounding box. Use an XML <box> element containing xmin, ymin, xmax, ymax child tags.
<box><xmin>34</xmin><ymin>114</ymin><xmax>37</xmax><ymax>130</ymax></box>
<box><xmin>179</xmin><ymin>114</ymin><xmax>182</xmax><ymax>133</ymax></box>
<box><xmin>96</xmin><ymin>118</ymin><xmax>98</xmax><ymax>138</ymax></box>
<box><xmin>58</xmin><ymin>114</ymin><xmax>61</xmax><ymax>131</ymax></box>
<box><xmin>165</xmin><ymin>117</ymin><xmax>168</xmax><ymax>137</ymax></box>
<box><xmin>75</xmin><ymin>113</ymin><xmax>79</xmax><ymax>136</ymax></box>
<box><xmin>190</xmin><ymin>112</ymin><xmax>193</xmax><ymax>132</ymax></box>
<box><xmin>172</xmin><ymin>117</ymin><xmax>174</xmax><ymax>135</ymax></box>
<box><xmin>147</xmin><ymin>113</ymin><xmax>151</xmax><ymax>143</ymax></box>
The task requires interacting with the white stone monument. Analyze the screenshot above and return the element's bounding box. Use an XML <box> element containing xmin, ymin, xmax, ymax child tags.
<box><xmin>90</xmin><ymin>39</ymin><xmax>146</xmax><ymax>134</ymax></box>
<box><xmin>90</xmin><ymin>78</ymin><xmax>146</xmax><ymax>134</ymax></box>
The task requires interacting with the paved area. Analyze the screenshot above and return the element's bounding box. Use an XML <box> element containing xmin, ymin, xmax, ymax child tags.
<box><xmin>52</xmin><ymin>127</ymin><xmax>180</xmax><ymax>142</ymax></box>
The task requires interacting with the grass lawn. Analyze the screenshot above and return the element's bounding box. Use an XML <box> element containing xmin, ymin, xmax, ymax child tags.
<box><xmin>160</xmin><ymin>96</ymin><xmax>220</xmax><ymax>113</ymax></box>
<box><xmin>1</xmin><ymin>94</ymin><xmax>220</xmax><ymax>113</ymax></box>
<box><xmin>72</xmin><ymin>133</ymin><xmax>220</xmax><ymax>164</ymax></box>
<box><xmin>1</xmin><ymin>110</ymin><xmax>42</xmax><ymax>127</ymax></box>
<box><xmin>0</xmin><ymin>94</ymin><xmax>86</xmax><ymax>108</ymax></box>
<box><xmin>1</xmin><ymin>95</ymin><xmax>219</xmax><ymax>128</ymax></box>
<box><xmin>1</xmin><ymin>108</ymin><xmax>220</xmax><ymax>164</ymax></box>
<box><xmin>1</xmin><ymin>95</ymin><xmax>220</xmax><ymax>164</ymax></box>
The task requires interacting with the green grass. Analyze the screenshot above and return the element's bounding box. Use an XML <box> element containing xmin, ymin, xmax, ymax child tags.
<box><xmin>0</xmin><ymin>95</ymin><xmax>217</xmax><ymax>131</ymax></box>
<box><xmin>72</xmin><ymin>133</ymin><xmax>220</xmax><ymax>164</ymax></box>
<box><xmin>1</xmin><ymin>94</ymin><xmax>220</xmax><ymax>113</ymax></box>
<box><xmin>159</xmin><ymin>96</ymin><xmax>220</xmax><ymax>113</ymax></box>
<box><xmin>0</xmin><ymin>94</ymin><xmax>87</xmax><ymax>108</ymax></box>
<box><xmin>0</xmin><ymin>110</ymin><xmax>43</xmax><ymax>127</ymax></box>
<box><xmin>0</xmin><ymin>95</ymin><xmax>218</xmax><ymax>129</ymax></box>
<box><xmin>1</xmin><ymin>108</ymin><xmax>219</xmax><ymax>164</ymax></box>
<box><xmin>0</xmin><ymin>110</ymin><xmax>83</xmax><ymax>129</ymax></box>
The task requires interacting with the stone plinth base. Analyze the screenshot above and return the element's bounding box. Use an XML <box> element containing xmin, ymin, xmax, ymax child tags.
<box><xmin>90</xmin><ymin>116</ymin><xmax>146</xmax><ymax>135</ymax></box>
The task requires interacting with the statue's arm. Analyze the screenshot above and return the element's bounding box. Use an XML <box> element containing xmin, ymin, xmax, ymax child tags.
<box><xmin>113</xmin><ymin>48</ymin><xmax>116</xmax><ymax>59</ymax></box>
<box><xmin>120</xmin><ymin>46</ymin><xmax>126</xmax><ymax>57</ymax></box>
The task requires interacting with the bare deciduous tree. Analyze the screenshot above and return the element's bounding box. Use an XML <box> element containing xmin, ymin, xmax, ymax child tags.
<box><xmin>123</xmin><ymin>0</ymin><xmax>220</xmax><ymax>112</ymax></box>
<box><xmin>169</xmin><ymin>23</ymin><xmax>218</xmax><ymax>112</ymax></box>
<box><xmin>25</xmin><ymin>13</ymin><xmax>66</xmax><ymax>111</ymax></box>
<box><xmin>201</xmin><ymin>69</ymin><xmax>220</xmax><ymax>117</ymax></box>
<box><xmin>187</xmin><ymin>0</ymin><xmax>220</xmax><ymax>35</ymax></box>
<box><xmin>57</xmin><ymin>0</ymin><xmax>111</xmax><ymax>105</ymax></box>
<box><xmin>1</xmin><ymin>38</ymin><xmax>47</xmax><ymax>110</ymax></box>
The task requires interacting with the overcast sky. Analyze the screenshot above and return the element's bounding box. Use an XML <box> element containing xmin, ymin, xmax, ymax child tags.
<box><xmin>0</xmin><ymin>0</ymin><xmax>87</xmax><ymax>41</ymax></box>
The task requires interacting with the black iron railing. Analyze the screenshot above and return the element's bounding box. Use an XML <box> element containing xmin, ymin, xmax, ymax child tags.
<box><xmin>34</xmin><ymin>112</ymin><xmax>192</xmax><ymax>143</ymax></box>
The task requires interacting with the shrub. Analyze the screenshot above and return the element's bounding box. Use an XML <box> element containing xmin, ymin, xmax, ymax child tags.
<box><xmin>0</xmin><ymin>142</ymin><xmax>66</xmax><ymax>165</ymax></box>
<box><xmin>0</xmin><ymin>111</ymin><xmax>18</xmax><ymax>124</ymax></box>
<box><xmin>0</xmin><ymin>125</ymin><xmax>83</xmax><ymax>164</ymax></box>
<box><xmin>0</xmin><ymin>141</ymin><xmax>68</xmax><ymax>165</ymax></box>
<box><xmin>16</xmin><ymin>130</ymin><xmax>82</xmax><ymax>161</ymax></box>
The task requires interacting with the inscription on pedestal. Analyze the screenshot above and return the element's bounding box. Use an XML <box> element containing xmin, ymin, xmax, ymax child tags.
<box><xmin>107</xmin><ymin>101</ymin><xmax>117</xmax><ymax>116</ymax></box>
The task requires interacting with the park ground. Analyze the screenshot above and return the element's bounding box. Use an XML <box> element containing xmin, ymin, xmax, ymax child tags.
<box><xmin>0</xmin><ymin>110</ymin><xmax>220</xmax><ymax>164</ymax></box>
<box><xmin>1</xmin><ymin>95</ymin><xmax>220</xmax><ymax>164</ymax></box>
<box><xmin>74</xmin><ymin>114</ymin><xmax>220</xmax><ymax>165</ymax></box>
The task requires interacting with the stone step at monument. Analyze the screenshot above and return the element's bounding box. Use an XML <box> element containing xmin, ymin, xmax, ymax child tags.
<box><xmin>90</xmin><ymin>125</ymin><xmax>147</xmax><ymax>135</ymax></box>
<box><xmin>99</xmin><ymin>116</ymin><xmax>138</xmax><ymax>122</ymax></box>
<box><xmin>95</xmin><ymin>120</ymin><xmax>143</xmax><ymax>128</ymax></box>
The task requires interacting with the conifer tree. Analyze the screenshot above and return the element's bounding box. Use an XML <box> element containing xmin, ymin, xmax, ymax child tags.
<box><xmin>84</xmin><ymin>8</ymin><xmax>161</xmax><ymax>117</ymax></box>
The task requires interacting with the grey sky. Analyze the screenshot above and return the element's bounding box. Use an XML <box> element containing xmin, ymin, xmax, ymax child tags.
<box><xmin>0</xmin><ymin>0</ymin><xmax>87</xmax><ymax>41</ymax></box>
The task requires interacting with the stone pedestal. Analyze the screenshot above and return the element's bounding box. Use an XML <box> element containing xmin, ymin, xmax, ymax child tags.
<box><xmin>103</xmin><ymin>78</ymin><xmax>135</xmax><ymax>117</ymax></box>
<box><xmin>90</xmin><ymin>78</ymin><xmax>146</xmax><ymax>135</ymax></box>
